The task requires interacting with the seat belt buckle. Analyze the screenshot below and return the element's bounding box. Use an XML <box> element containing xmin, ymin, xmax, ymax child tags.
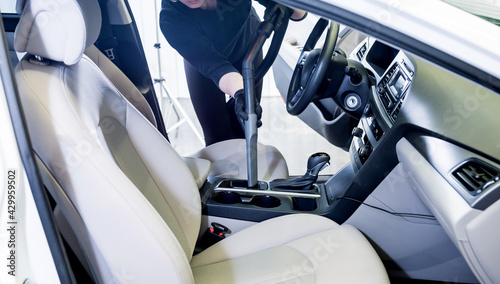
<box><xmin>96</xmin><ymin>37</ymin><xmax>119</xmax><ymax>62</ymax></box>
<box><xmin>196</xmin><ymin>222</ymin><xmax>231</xmax><ymax>252</ymax></box>
<box><xmin>209</xmin><ymin>222</ymin><xmax>230</xmax><ymax>238</ymax></box>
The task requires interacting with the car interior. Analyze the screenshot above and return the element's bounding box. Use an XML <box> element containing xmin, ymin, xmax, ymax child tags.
<box><xmin>1</xmin><ymin>0</ymin><xmax>500</xmax><ymax>283</ymax></box>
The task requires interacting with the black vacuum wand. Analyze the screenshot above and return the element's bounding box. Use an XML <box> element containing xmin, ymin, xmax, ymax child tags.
<box><xmin>242</xmin><ymin>3</ymin><xmax>292</xmax><ymax>188</ymax></box>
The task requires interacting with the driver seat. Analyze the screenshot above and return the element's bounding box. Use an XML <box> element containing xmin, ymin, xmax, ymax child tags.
<box><xmin>80</xmin><ymin>2</ymin><xmax>288</xmax><ymax>187</ymax></box>
<box><xmin>14</xmin><ymin>0</ymin><xmax>390</xmax><ymax>282</ymax></box>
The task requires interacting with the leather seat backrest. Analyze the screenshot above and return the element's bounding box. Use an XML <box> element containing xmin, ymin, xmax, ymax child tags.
<box><xmin>14</xmin><ymin>0</ymin><xmax>201</xmax><ymax>282</ymax></box>
<box><xmin>78</xmin><ymin>0</ymin><xmax>157</xmax><ymax>126</ymax></box>
<box><xmin>84</xmin><ymin>45</ymin><xmax>157</xmax><ymax>126</ymax></box>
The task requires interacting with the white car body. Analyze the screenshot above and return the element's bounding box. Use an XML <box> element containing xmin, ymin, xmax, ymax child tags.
<box><xmin>320</xmin><ymin>0</ymin><xmax>500</xmax><ymax>80</ymax></box>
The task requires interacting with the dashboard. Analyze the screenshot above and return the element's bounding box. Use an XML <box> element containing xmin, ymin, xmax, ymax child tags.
<box><xmin>349</xmin><ymin>36</ymin><xmax>500</xmax><ymax>208</ymax></box>
<box><xmin>355</xmin><ymin>39</ymin><xmax>414</xmax><ymax>125</ymax></box>
<box><xmin>345</xmin><ymin>35</ymin><xmax>500</xmax><ymax>283</ymax></box>
<box><xmin>348</xmin><ymin>38</ymin><xmax>415</xmax><ymax>168</ymax></box>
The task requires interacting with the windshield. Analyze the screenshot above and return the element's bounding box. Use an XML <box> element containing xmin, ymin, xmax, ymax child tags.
<box><xmin>443</xmin><ymin>0</ymin><xmax>500</xmax><ymax>25</ymax></box>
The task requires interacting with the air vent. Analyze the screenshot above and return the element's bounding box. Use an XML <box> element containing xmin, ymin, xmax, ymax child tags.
<box><xmin>356</xmin><ymin>43</ymin><xmax>367</xmax><ymax>61</ymax></box>
<box><xmin>452</xmin><ymin>160</ymin><xmax>500</xmax><ymax>196</ymax></box>
<box><xmin>390</xmin><ymin>104</ymin><xmax>400</xmax><ymax>122</ymax></box>
<box><xmin>390</xmin><ymin>95</ymin><xmax>406</xmax><ymax>121</ymax></box>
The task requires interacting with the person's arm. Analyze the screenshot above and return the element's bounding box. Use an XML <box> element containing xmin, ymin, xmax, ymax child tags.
<box><xmin>160</xmin><ymin>6</ymin><xmax>239</xmax><ymax>93</ymax></box>
<box><xmin>218</xmin><ymin>72</ymin><xmax>244</xmax><ymax>97</ymax></box>
<box><xmin>290</xmin><ymin>9</ymin><xmax>307</xmax><ymax>21</ymax></box>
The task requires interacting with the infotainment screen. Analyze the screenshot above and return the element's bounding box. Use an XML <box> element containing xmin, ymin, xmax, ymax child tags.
<box><xmin>375</xmin><ymin>56</ymin><xmax>414</xmax><ymax>123</ymax></box>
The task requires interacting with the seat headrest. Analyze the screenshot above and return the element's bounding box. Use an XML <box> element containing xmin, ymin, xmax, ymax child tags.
<box><xmin>76</xmin><ymin>0</ymin><xmax>102</xmax><ymax>48</ymax></box>
<box><xmin>14</xmin><ymin>0</ymin><xmax>101</xmax><ymax>65</ymax></box>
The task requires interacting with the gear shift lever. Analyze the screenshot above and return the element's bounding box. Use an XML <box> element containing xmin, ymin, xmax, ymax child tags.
<box><xmin>271</xmin><ymin>152</ymin><xmax>330</xmax><ymax>190</ymax></box>
<box><xmin>306</xmin><ymin>152</ymin><xmax>330</xmax><ymax>177</ymax></box>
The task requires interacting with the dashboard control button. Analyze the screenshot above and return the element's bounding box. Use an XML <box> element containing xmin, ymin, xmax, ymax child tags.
<box><xmin>352</xmin><ymin>127</ymin><xmax>364</xmax><ymax>138</ymax></box>
<box><xmin>358</xmin><ymin>145</ymin><xmax>372</xmax><ymax>161</ymax></box>
<box><xmin>345</xmin><ymin>67</ymin><xmax>362</xmax><ymax>84</ymax></box>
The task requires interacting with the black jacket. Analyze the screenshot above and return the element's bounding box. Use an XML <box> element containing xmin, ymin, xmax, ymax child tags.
<box><xmin>160</xmin><ymin>0</ymin><xmax>270</xmax><ymax>85</ymax></box>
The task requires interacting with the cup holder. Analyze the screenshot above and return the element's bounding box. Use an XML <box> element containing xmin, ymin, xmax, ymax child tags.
<box><xmin>250</xmin><ymin>195</ymin><xmax>281</xmax><ymax>208</ymax></box>
<box><xmin>211</xmin><ymin>192</ymin><xmax>242</xmax><ymax>204</ymax></box>
<box><xmin>211</xmin><ymin>192</ymin><xmax>281</xmax><ymax>208</ymax></box>
<box><xmin>292</xmin><ymin>197</ymin><xmax>317</xmax><ymax>211</ymax></box>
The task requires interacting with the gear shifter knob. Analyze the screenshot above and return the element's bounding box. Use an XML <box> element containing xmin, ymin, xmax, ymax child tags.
<box><xmin>307</xmin><ymin>152</ymin><xmax>330</xmax><ymax>176</ymax></box>
<box><xmin>270</xmin><ymin>152</ymin><xmax>330</xmax><ymax>190</ymax></box>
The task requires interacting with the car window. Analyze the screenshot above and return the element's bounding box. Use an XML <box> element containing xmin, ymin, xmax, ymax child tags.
<box><xmin>443</xmin><ymin>0</ymin><xmax>500</xmax><ymax>25</ymax></box>
<box><xmin>0</xmin><ymin>0</ymin><xmax>19</xmax><ymax>13</ymax></box>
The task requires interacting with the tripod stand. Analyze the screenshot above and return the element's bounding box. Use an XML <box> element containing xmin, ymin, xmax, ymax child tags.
<box><xmin>152</xmin><ymin>0</ymin><xmax>204</xmax><ymax>145</ymax></box>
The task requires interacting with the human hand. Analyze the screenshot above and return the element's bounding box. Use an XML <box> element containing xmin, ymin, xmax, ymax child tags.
<box><xmin>290</xmin><ymin>9</ymin><xmax>307</xmax><ymax>22</ymax></box>
<box><xmin>234</xmin><ymin>89</ymin><xmax>263</xmax><ymax>131</ymax></box>
<box><xmin>264</xmin><ymin>2</ymin><xmax>294</xmax><ymax>28</ymax></box>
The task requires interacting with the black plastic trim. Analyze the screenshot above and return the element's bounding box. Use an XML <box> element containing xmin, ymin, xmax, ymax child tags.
<box><xmin>1</xmin><ymin>14</ymin><xmax>20</xmax><ymax>32</ymax></box>
<box><xmin>200</xmin><ymin>177</ymin><xmax>332</xmax><ymax>222</ymax></box>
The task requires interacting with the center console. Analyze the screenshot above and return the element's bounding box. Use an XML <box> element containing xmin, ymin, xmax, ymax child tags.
<box><xmin>349</xmin><ymin>39</ymin><xmax>415</xmax><ymax>170</ymax></box>
<box><xmin>200</xmin><ymin>177</ymin><xmax>332</xmax><ymax>222</ymax></box>
<box><xmin>198</xmin><ymin>152</ymin><xmax>338</xmax><ymax>221</ymax></box>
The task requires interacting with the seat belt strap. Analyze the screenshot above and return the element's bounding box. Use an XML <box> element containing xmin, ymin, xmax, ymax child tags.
<box><xmin>95</xmin><ymin>0</ymin><xmax>122</xmax><ymax>68</ymax></box>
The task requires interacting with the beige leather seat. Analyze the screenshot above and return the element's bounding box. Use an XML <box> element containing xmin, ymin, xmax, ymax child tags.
<box><xmin>14</xmin><ymin>0</ymin><xmax>389</xmax><ymax>282</ymax></box>
<box><xmin>82</xmin><ymin>8</ymin><xmax>288</xmax><ymax>187</ymax></box>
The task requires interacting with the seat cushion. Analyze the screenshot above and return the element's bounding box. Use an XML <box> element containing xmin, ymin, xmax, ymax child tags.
<box><xmin>188</xmin><ymin>139</ymin><xmax>289</xmax><ymax>181</ymax></box>
<box><xmin>191</xmin><ymin>214</ymin><xmax>389</xmax><ymax>283</ymax></box>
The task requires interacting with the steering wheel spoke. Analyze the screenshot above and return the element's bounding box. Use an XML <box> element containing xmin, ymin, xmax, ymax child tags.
<box><xmin>290</xmin><ymin>87</ymin><xmax>304</xmax><ymax>104</ymax></box>
<box><xmin>286</xmin><ymin>19</ymin><xmax>339</xmax><ymax>115</ymax></box>
<box><xmin>299</xmin><ymin>51</ymin><xmax>310</xmax><ymax>65</ymax></box>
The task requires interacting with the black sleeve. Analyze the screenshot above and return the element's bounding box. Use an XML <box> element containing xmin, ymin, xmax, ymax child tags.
<box><xmin>159</xmin><ymin>8</ymin><xmax>238</xmax><ymax>87</ymax></box>
<box><xmin>256</xmin><ymin>0</ymin><xmax>272</xmax><ymax>7</ymax></box>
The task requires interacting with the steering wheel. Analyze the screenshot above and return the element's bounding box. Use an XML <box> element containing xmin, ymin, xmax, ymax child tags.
<box><xmin>286</xmin><ymin>19</ymin><xmax>339</xmax><ymax>115</ymax></box>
